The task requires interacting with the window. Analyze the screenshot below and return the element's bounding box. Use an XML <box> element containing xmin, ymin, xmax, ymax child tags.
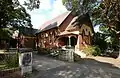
<box><xmin>50</xmin><ymin>31</ymin><xmax>52</xmax><ymax>35</ymax></box>
<box><xmin>46</xmin><ymin>33</ymin><xmax>48</xmax><ymax>37</ymax></box>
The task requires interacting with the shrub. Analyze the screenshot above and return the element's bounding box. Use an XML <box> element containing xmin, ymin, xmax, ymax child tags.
<box><xmin>5</xmin><ymin>53</ymin><xmax>19</xmax><ymax>68</ymax></box>
<box><xmin>82</xmin><ymin>46</ymin><xmax>101</xmax><ymax>56</ymax></box>
<box><xmin>92</xmin><ymin>46</ymin><xmax>101</xmax><ymax>56</ymax></box>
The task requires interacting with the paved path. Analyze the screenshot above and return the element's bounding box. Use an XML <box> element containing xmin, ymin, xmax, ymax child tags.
<box><xmin>31</xmin><ymin>54</ymin><xmax>120</xmax><ymax>78</ymax></box>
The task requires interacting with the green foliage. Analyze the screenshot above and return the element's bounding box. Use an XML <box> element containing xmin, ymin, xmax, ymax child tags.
<box><xmin>94</xmin><ymin>31</ymin><xmax>119</xmax><ymax>53</ymax></box>
<box><xmin>0</xmin><ymin>28</ymin><xmax>13</xmax><ymax>39</ymax></box>
<box><xmin>83</xmin><ymin>46</ymin><xmax>101</xmax><ymax>56</ymax></box>
<box><xmin>62</xmin><ymin>0</ymin><xmax>100</xmax><ymax>16</ymax></box>
<box><xmin>93</xmin><ymin>0</ymin><xmax>120</xmax><ymax>33</ymax></box>
<box><xmin>99</xmin><ymin>26</ymin><xmax>110</xmax><ymax>34</ymax></box>
<box><xmin>94</xmin><ymin>32</ymin><xmax>107</xmax><ymax>53</ymax></box>
<box><xmin>5</xmin><ymin>53</ymin><xmax>19</xmax><ymax>68</ymax></box>
<box><xmin>0</xmin><ymin>0</ymin><xmax>32</xmax><ymax>28</ymax></box>
<box><xmin>24</xmin><ymin>0</ymin><xmax>40</xmax><ymax>10</ymax></box>
<box><xmin>0</xmin><ymin>53</ymin><xmax>19</xmax><ymax>70</ymax></box>
<box><xmin>92</xmin><ymin>46</ymin><xmax>101</xmax><ymax>56</ymax></box>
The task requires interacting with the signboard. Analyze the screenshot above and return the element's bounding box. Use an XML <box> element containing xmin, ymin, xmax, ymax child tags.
<box><xmin>19</xmin><ymin>52</ymin><xmax>32</xmax><ymax>75</ymax></box>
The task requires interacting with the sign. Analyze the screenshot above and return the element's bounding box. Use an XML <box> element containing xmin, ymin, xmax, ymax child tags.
<box><xmin>19</xmin><ymin>52</ymin><xmax>32</xmax><ymax>75</ymax></box>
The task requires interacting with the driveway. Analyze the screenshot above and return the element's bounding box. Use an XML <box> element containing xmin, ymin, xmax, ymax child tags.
<box><xmin>31</xmin><ymin>54</ymin><xmax>120</xmax><ymax>78</ymax></box>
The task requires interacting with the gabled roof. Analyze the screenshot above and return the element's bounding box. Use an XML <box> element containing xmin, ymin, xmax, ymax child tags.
<box><xmin>66</xmin><ymin>16</ymin><xmax>78</xmax><ymax>31</ymax></box>
<box><xmin>40</xmin><ymin>11</ymin><xmax>71</xmax><ymax>32</ymax></box>
<box><xmin>19</xmin><ymin>27</ymin><xmax>38</xmax><ymax>36</ymax></box>
<box><xmin>66</xmin><ymin>13</ymin><xmax>94</xmax><ymax>32</ymax></box>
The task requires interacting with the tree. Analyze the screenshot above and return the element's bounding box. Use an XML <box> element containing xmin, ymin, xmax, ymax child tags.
<box><xmin>94</xmin><ymin>0</ymin><xmax>120</xmax><ymax>30</ymax></box>
<box><xmin>92</xmin><ymin>0</ymin><xmax>120</xmax><ymax>37</ymax></box>
<box><xmin>0</xmin><ymin>0</ymin><xmax>33</xmax><ymax>28</ymax></box>
<box><xmin>0</xmin><ymin>0</ymin><xmax>40</xmax><ymax>48</ymax></box>
<box><xmin>0</xmin><ymin>28</ymin><xmax>13</xmax><ymax>40</ymax></box>
<box><xmin>24</xmin><ymin>0</ymin><xmax>40</xmax><ymax>10</ymax></box>
<box><xmin>0</xmin><ymin>0</ymin><xmax>40</xmax><ymax>28</ymax></box>
<box><xmin>62</xmin><ymin>0</ymin><xmax>100</xmax><ymax>16</ymax></box>
<box><xmin>0</xmin><ymin>0</ymin><xmax>41</xmax><ymax>36</ymax></box>
<box><xmin>94</xmin><ymin>0</ymin><xmax>120</xmax><ymax>58</ymax></box>
<box><xmin>94</xmin><ymin>32</ymin><xmax>107</xmax><ymax>53</ymax></box>
<box><xmin>0</xmin><ymin>0</ymin><xmax>34</xmax><ymax>43</ymax></box>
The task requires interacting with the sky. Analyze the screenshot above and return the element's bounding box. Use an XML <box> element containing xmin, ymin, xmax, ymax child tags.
<box><xmin>19</xmin><ymin>0</ymin><xmax>67</xmax><ymax>29</ymax></box>
<box><xmin>94</xmin><ymin>25</ymin><xmax>100</xmax><ymax>32</ymax></box>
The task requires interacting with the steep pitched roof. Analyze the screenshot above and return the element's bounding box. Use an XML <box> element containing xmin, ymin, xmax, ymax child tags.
<box><xmin>40</xmin><ymin>11</ymin><xmax>71</xmax><ymax>32</ymax></box>
<box><xmin>19</xmin><ymin>27</ymin><xmax>38</xmax><ymax>36</ymax></box>
<box><xmin>65</xmin><ymin>16</ymin><xmax>78</xmax><ymax>31</ymax></box>
<box><xmin>66</xmin><ymin>13</ymin><xmax>94</xmax><ymax>32</ymax></box>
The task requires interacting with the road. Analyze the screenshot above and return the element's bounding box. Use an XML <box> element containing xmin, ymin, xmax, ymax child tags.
<box><xmin>31</xmin><ymin>54</ymin><xmax>120</xmax><ymax>78</ymax></box>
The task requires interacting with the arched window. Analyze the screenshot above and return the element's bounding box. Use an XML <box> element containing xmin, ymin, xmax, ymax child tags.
<box><xmin>86</xmin><ymin>29</ymin><xmax>87</xmax><ymax>32</ymax></box>
<box><xmin>82</xmin><ymin>29</ymin><xmax>85</xmax><ymax>40</ymax></box>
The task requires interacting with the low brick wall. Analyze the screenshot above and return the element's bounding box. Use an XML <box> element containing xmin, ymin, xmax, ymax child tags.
<box><xmin>0</xmin><ymin>67</ymin><xmax>22</xmax><ymax>78</ymax></box>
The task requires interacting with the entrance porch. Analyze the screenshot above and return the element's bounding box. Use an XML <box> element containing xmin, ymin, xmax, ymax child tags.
<box><xmin>56</xmin><ymin>31</ymin><xmax>87</xmax><ymax>58</ymax></box>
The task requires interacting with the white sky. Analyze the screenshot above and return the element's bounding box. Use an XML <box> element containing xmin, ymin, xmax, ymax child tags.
<box><xmin>94</xmin><ymin>25</ymin><xmax>100</xmax><ymax>32</ymax></box>
<box><xmin>19</xmin><ymin>0</ymin><xmax>67</xmax><ymax>29</ymax></box>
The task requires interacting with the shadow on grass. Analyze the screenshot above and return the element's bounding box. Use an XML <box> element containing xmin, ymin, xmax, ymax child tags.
<box><xmin>32</xmin><ymin>54</ymin><xmax>120</xmax><ymax>78</ymax></box>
